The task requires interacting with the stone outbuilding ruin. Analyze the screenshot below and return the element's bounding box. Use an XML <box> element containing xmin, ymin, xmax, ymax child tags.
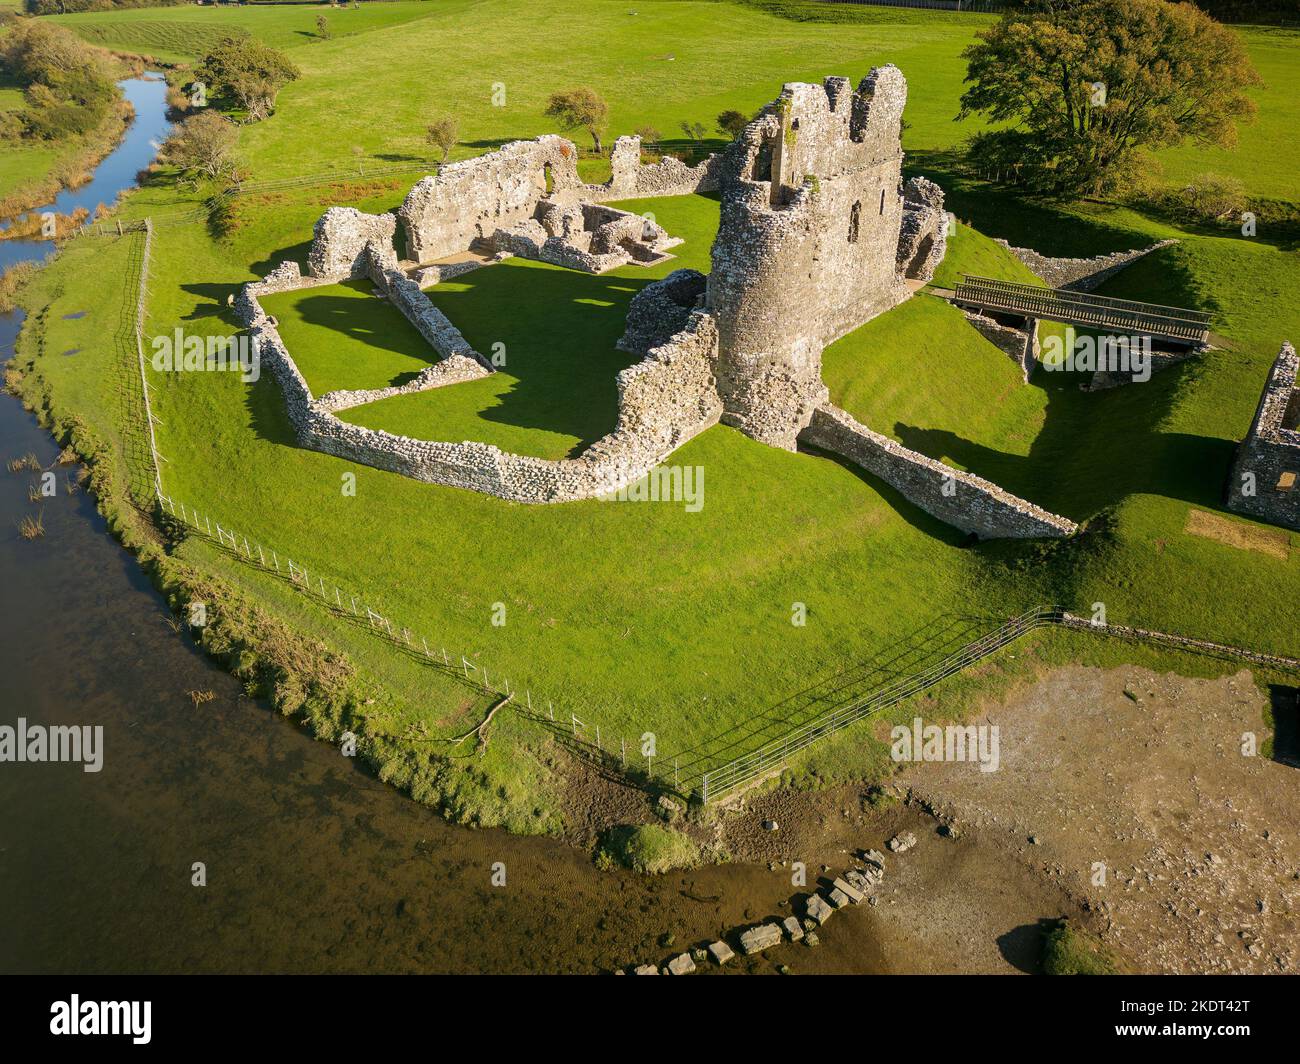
<box><xmin>1227</xmin><ymin>342</ymin><xmax>1300</xmax><ymax>531</ymax></box>
<box><xmin>237</xmin><ymin>63</ymin><xmax>1078</xmax><ymax>541</ymax></box>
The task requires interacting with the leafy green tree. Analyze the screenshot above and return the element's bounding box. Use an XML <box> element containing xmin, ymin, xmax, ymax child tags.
<box><xmin>197</xmin><ymin>36</ymin><xmax>300</xmax><ymax>123</ymax></box>
<box><xmin>716</xmin><ymin>109</ymin><xmax>748</xmax><ymax>139</ymax></box>
<box><xmin>544</xmin><ymin>87</ymin><xmax>608</xmax><ymax>152</ymax></box>
<box><xmin>160</xmin><ymin>111</ymin><xmax>240</xmax><ymax>183</ymax></box>
<box><xmin>958</xmin><ymin>0</ymin><xmax>1260</xmax><ymax>196</ymax></box>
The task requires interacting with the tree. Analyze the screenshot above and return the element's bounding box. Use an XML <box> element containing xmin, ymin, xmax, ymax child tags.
<box><xmin>634</xmin><ymin>124</ymin><xmax>661</xmax><ymax>145</ymax></box>
<box><xmin>0</xmin><ymin>20</ymin><xmax>115</xmax><ymax>139</ymax></box>
<box><xmin>716</xmin><ymin>109</ymin><xmax>748</xmax><ymax>139</ymax></box>
<box><xmin>425</xmin><ymin>114</ymin><xmax>458</xmax><ymax>163</ymax></box>
<box><xmin>197</xmin><ymin>36</ymin><xmax>300</xmax><ymax>123</ymax></box>
<box><xmin>678</xmin><ymin>120</ymin><xmax>706</xmax><ymax>141</ymax></box>
<box><xmin>159</xmin><ymin>111</ymin><xmax>239</xmax><ymax>183</ymax></box>
<box><xmin>957</xmin><ymin>0</ymin><xmax>1260</xmax><ymax>196</ymax></box>
<box><xmin>544</xmin><ymin>88</ymin><xmax>608</xmax><ymax>152</ymax></box>
<box><xmin>316</xmin><ymin>15</ymin><xmax>331</xmax><ymax>41</ymax></box>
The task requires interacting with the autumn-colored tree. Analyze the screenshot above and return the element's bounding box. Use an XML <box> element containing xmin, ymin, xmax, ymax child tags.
<box><xmin>425</xmin><ymin>115</ymin><xmax>459</xmax><ymax>163</ymax></box>
<box><xmin>958</xmin><ymin>0</ymin><xmax>1260</xmax><ymax>196</ymax></box>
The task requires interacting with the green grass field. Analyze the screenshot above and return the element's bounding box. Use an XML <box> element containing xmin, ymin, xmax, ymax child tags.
<box><xmin>13</xmin><ymin>0</ymin><xmax>1300</xmax><ymax>831</ymax></box>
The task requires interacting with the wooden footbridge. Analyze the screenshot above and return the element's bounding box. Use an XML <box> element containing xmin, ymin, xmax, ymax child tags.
<box><xmin>952</xmin><ymin>275</ymin><xmax>1211</xmax><ymax>345</ymax></box>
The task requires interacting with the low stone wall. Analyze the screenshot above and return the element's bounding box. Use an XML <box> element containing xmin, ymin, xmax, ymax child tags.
<box><xmin>382</xmin><ymin>268</ymin><xmax>489</xmax><ymax>368</ymax></box>
<box><xmin>994</xmin><ymin>238</ymin><xmax>1177</xmax><ymax>291</ymax></box>
<box><xmin>961</xmin><ymin>310</ymin><xmax>1038</xmax><ymax>382</ymax></box>
<box><xmin>315</xmin><ymin>356</ymin><xmax>489</xmax><ymax>413</ymax></box>
<box><xmin>236</xmin><ymin>267</ymin><xmax>721</xmax><ymax>504</ymax></box>
<box><xmin>800</xmin><ymin>404</ymin><xmax>1077</xmax><ymax>540</ymax></box>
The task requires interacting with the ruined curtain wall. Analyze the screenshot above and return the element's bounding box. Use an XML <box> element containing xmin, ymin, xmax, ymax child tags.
<box><xmin>801</xmin><ymin>405</ymin><xmax>1077</xmax><ymax>540</ymax></box>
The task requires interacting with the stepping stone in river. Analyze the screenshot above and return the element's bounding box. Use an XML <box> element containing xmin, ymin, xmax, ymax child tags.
<box><xmin>739</xmin><ymin>923</ymin><xmax>783</xmax><ymax>955</ymax></box>
<box><xmin>804</xmin><ymin>892</ymin><xmax>834</xmax><ymax>925</ymax></box>
<box><xmin>832</xmin><ymin>876</ymin><xmax>865</xmax><ymax>904</ymax></box>
<box><xmin>666</xmin><ymin>952</ymin><xmax>696</xmax><ymax>975</ymax></box>
<box><xmin>707</xmin><ymin>940</ymin><xmax>734</xmax><ymax>966</ymax></box>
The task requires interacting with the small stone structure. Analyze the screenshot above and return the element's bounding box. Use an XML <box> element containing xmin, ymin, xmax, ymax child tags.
<box><xmin>962</xmin><ymin>309</ymin><xmax>1040</xmax><ymax>382</ymax></box>
<box><xmin>896</xmin><ymin>176</ymin><xmax>948</xmax><ymax>282</ymax></box>
<box><xmin>1226</xmin><ymin>342</ymin><xmax>1300</xmax><ymax>531</ymax></box>
<box><xmin>244</xmin><ymin>63</ymin><xmax>1075</xmax><ymax>540</ymax></box>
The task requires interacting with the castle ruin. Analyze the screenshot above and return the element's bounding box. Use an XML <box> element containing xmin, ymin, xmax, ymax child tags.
<box><xmin>1227</xmin><ymin>342</ymin><xmax>1300</xmax><ymax>531</ymax></box>
<box><xmin>236</xmin><ymin>64</ymin><xmax>1077</xmax><ymax>541</ymax></box>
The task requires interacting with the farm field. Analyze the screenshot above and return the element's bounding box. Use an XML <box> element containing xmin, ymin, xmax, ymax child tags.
<box><xmin>11</xmin><ymin>0</ymin><xmax>1300</xmax><ymax>834</ymax></box>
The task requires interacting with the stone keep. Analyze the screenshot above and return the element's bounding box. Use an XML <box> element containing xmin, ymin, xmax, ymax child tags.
<box><xmin>707</xmin><ymin>66</ymin><xmax>913</xmax><ymax>450</ymax></box>
<box><xmin>1227</xmin><ymin>342</ymin><xmax>1300</xmax><ymax>531</ymax></box>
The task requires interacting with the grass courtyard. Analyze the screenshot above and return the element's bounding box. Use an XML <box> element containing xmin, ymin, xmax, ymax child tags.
<box><xmin>12</xmin><ymin>0</ymin><xmax>1300</xmax><ymax>833</ymax></box>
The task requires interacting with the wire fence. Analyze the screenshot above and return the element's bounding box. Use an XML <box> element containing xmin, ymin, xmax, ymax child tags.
<box><xmin>696</xmin><ymin>605</ymin><xmax>1064</xmax><ymax>803</ymax></box>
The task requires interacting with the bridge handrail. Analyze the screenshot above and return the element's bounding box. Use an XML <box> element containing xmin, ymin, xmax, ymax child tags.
<box><xmin>958</xmin><ymin>275</ymin><xmax>1211</xmax><ymax>327</ymax></box>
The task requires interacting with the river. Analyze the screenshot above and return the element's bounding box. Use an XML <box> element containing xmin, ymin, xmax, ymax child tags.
<box><xmin>0</xmin><ymin>75</ymin><xmax>837</xmax><ymax>975</ymax></box>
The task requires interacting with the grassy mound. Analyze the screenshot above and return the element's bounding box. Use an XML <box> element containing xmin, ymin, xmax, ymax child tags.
<box><xmin>1041</xmin><ymin>920</ymin><xmax>1124</xmax><ymax>975</ymax></box>
<box><xmin>598</xmin><ymin>824</ymin><xmax>701</xmax><ymax>874</ymax></box>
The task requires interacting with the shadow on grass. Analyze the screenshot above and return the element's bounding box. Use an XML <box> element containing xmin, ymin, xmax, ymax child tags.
<box><xmin>905</xmin><ymin>149</ymin><xmax>1155</xmax><ymax>257</ymax></box>
<box><xmin>419</xmin><ymin>260</ymin><xmax>658</xmax><ymax>455</ymax></box>
<box><xmin>891</xmin><ymin>359</ymin><xmax>1234</xmax><ymax>522</ymax></box>
<box><xmin>290</xmin><ymin>279</ymin><xmax>435</xmax><ymax>373</ymax></box>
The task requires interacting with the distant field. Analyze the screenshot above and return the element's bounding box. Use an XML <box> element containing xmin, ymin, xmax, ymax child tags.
<box><xmin>14</xmin><ymin>0</ymin><xmax>1300</xmax><ymax>829</ymax></box>
<box><xmin>46</xmin><ymin>0</ymin><xmax>1300</xmax><ymax>203</ymax></box>
<box><xmin>50</xmin><ymin>1</ymin><xmax>456</xmax><ymax>62</ymax></box>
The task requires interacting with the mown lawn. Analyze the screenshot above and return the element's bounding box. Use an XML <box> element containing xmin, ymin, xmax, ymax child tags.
<box><xmin>335</xmin><ymin>194</ymin><xmax>719</xmax><ymax>458</ymax></box>
<box><xmin>261</xmin><ymin>278</ymin><xmax>437</xmax><ymax>396</ymax></box>
<box><xmin>14</xmin><ymin>0</ymin><xmax>1300</xmax><ymax>825</ymax></box>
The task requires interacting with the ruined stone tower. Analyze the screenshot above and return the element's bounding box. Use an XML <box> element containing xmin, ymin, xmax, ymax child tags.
<box><xmin>706</xmin><ymin>66</ymin><xmax>913</xmax><ymax>449</ymax></box>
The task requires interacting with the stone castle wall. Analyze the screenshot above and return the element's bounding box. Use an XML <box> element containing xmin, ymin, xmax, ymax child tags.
<box><xmin>236</xmin><ymin>267</ymin><xmax>721</xmax><ymax>504</ymax></box>
<box><xmin>800</xmin><ymin>404</ymin><xmax>1077</xmax><ymax>539</ymax></box>
<box><xmin>995</xmin><ymin>238</ymin><xmax>1177</xmax><ymax>292</ymax></box>
<box><xmin>707</xmin><ymin>67</ymin><xmax>913</xmax><ymax>450</ymax></box>
<box><xmin>1227</xmin><ymin>341</ymin><xmax>1300</xmax><ymax>531</ymax></box>
<box><xmin>396</xmin><ymin>135</ymin><xmax>589</xmax><ymax>264</ymax></box>
<box><xmin>605</xmin><ymin>135</ymin><xmax>721</xmax><ymax>199</ymax></box>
